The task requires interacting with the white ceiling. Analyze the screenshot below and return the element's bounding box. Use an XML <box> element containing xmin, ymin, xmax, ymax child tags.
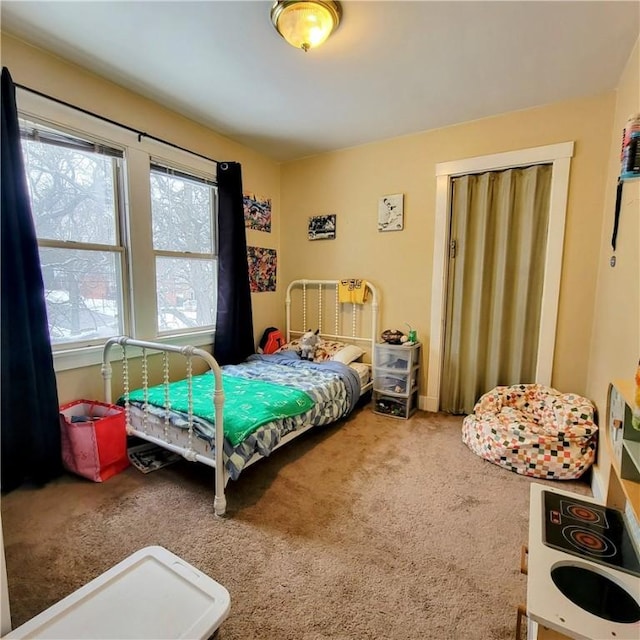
<box><xmin>2</xmin><ymin>1</ymin><xmax>639</xmax><ymax>162</ymax></box>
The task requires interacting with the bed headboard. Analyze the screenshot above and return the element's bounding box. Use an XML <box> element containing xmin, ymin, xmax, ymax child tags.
<box><xmin>285</xmin><ymin>279</ymin><xmax>379</xmax><ymax>365</ymax></box>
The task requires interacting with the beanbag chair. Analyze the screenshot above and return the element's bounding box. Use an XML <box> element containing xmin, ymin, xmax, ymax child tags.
<box><xmin>462</xmin><ymin>384</ymin><xmax>597</xmax><ymax>480</ymax></box>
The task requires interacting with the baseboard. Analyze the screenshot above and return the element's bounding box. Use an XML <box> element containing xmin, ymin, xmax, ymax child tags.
<box><xmin>420</xmin><ymin>395</ymin><xmax>438</xmax><ymax>412</ymax></box>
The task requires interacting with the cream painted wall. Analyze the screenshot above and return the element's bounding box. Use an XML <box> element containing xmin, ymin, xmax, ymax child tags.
<box><xmin>1</xmin><ymin>33</ymin><xmax>283</xmax><ymax>404</ymax></box>
<box><xmin>281</xmin><ymin>94</ymin><xmax>615</xmax><ymax>401</ymax></box>
<box><xmin>1</xmin><ymin>31</ymin><xmax>631</xmax><ymax>416</ymax></box>
<box><xmin>587</xmin><ymin>36</ymin><xmax>640</xmax><ymax>499</ymax></box>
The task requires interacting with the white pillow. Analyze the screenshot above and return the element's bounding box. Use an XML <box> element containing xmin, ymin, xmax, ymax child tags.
<box><xmin>331</xmin><ymin>344</ymin><xmax>365</xmax><ymax>365</ymax></box>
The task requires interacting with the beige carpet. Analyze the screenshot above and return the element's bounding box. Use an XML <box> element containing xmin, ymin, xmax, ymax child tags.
<box><xmin>2</xmin><ymin>407</ymin><xmax>590</xmax><ymax>639</ymax></box>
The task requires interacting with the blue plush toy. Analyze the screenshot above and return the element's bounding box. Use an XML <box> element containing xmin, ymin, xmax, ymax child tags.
<box><xmin>299</xmin><ymin>329</ymin><xmax>321</xmax><ymax>361</ymax></box>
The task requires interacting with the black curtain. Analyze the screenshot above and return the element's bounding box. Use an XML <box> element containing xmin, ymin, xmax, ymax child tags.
<box><xmin>213</xmin><ymin>161</ymin><xmax>255</xmax><ymax>365</ymax></box>
<box><xmin>1</xmin><ymin>67</ymin><xmax>63</xmax><ymax>492</ymax></box>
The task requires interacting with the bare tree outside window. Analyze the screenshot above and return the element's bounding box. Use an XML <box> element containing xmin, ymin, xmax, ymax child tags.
<box><xmin>150</xmin><ymin>168</ymin><xmax>217</xmax><ymax>333</ymax></box>
<box><xmin>21</xmin><ymin>129</ymin><xmax>124</xmax><ymax>345</ymax></box>
<box><xmin>19</xmin><ymin>117</ymin><xmax>219</xmax><ymax>352</ymax></box>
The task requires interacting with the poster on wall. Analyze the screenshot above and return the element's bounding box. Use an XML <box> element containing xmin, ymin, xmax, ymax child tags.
<box><xmin>243</xmin><ymin>193</ymin><xmax>272</xmax><ymax>232</ymax></box>
<box><xmin>308</xmin><ymin>214</ymin><xmax>336</xmax><ymax>240</ymax></box>
<box><xmin>378</xmin><ymin>194</ymin><xmax>404</xmax><ymax>231</ymax></box>
<box><xmin>247</xmin><ymin>246</ymin><xmax>277</xmax><ymax>292</ymax></box>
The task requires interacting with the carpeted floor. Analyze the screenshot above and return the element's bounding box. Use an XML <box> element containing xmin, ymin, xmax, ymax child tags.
<box><xmin>1</xmin><ymin>407</ymin><xmax>591</xmax><ymax>639</ymax></box>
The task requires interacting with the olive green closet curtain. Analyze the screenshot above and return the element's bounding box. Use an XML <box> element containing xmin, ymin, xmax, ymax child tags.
<box><xmin>441</xmin><ymin>164</ymin><xmax>552</xmax><ymax>415</ymax></box>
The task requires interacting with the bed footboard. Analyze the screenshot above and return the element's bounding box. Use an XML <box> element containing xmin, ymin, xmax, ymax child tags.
<box><xmin>101</xmin><ymin>336</ymin><xmax>227</xmax><ymax>516</ymax></box>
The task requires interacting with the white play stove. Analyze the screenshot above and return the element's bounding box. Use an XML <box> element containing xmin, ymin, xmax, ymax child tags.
<box><xmin>527</xmin><ymin>483</ymin><xmax>640</xmax><ymax>639</ymax></box>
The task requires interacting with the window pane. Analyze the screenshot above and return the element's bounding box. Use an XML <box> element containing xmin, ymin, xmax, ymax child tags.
<box><xmin>40</xmin><ymin>247</ymin><xmax>123</xmax><ymax>345</ymax></box>
<box><xmin>21</xmin><ymin>139</ymin><xmax>118</xmax><ymax>245</ymax></box>
<box><xmin>150</xmin><ymin>172</ymin><xmax>213</xmax><ymax>253</ymax></box>
<box><xmin>156</xmin><ymin>257</ymin><xmax>216</xmax><ymax>332</ymax></box>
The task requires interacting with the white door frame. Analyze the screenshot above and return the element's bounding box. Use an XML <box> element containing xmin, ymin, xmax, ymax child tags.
<box><xmin>425</xmin><ymin>142</ymin><xmax>574</xmax><ymax>412</ymax></box>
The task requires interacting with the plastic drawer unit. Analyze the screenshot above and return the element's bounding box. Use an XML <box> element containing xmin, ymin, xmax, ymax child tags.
<box><xmin>372</xmin><ymin>342</ymin><xmax>421</xmax><ymax>419</ymax></box>
<box><xmin>5</xmin><ymin>546</ymin><xmax>231</xmax><ymax>639</ymax></box>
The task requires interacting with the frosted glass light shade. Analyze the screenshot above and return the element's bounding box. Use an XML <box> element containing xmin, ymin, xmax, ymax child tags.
<box><xmin>271</xmin><ymin>1</ymin><xmax>341</xmax><ymax>52</ymax></box>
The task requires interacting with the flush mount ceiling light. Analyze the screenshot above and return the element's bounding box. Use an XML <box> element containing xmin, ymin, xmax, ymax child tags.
<box><xmin>270</xmin><ymin>1</ymin><xmax>342</xmax><ymax>52</ymax></box>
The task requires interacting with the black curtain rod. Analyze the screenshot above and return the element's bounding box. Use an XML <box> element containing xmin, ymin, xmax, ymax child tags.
<box><xmin>15</xmin><ymin>82</ymin><xmax>221</xmax><ymax>167</ymax></box>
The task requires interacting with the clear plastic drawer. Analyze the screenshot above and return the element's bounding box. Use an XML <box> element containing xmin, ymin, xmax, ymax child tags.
<box><xmin>373</xmin><ymin>392</ymin><xmax>409</xmax><ymax>418</ymax></box>
<box><xmin>374</xmin><ymin>343</ymin><xmax>419</xmax><ymax>371</ymax></box>
<box><xmin>373</xmin><ymin>371</ymin><xmax>416</xmax><ymax>395</ymax></box>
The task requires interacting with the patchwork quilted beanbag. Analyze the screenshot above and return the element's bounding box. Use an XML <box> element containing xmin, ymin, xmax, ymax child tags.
<box><xmin>462</xmin><ymin>384</ymin><xmax>597</xmax><ymax>480</ymax></box>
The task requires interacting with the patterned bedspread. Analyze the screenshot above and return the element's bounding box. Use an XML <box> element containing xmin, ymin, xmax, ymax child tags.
<box><xmin>127</xmin><ymin>352</ymin><xmax>361</xmax><ymax>480</ymax></box>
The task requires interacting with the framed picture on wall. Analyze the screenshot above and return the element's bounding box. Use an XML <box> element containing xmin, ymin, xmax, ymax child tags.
<box><xmin>243</xmin><ymin>192</ymin><xmax>272</xmax><ymax>232</ymax></box>
<box><xmin>308</xmin><ymin>214</ymin><xmax>336</xmax><ymax>240</ymax></box>
<box><xmin>378</xmin><ymin>194</ymin><xmax>404</xmax><ymax>231</ymax></box>
<box><xmin>247</xmin><ymin>246</ymin><xmax>277</xmax><ymax>292</ymax></box>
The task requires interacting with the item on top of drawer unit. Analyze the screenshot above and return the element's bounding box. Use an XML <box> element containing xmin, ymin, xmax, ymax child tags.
<box><xmin>404</xmin><ymin>322</ymin><xmax>418</xmax><ymax>345</ymax></box>
<box><xmin>381</xmin><ymin>329</ymin><xmax>405</xmax><ymax>344</ymax></box>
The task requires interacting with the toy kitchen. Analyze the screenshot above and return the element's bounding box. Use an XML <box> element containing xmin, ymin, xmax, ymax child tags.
<box><xmin>524</xmin><ymin>380</ymin><xmax>640</xmax><ymax>639</ymax></box>
<box><xmin>526</xmin><ymin>483</ymin><xmax>640</xmax><ymax>639</ymax></box>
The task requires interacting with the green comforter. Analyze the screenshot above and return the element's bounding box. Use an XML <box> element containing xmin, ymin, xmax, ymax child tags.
<box><xmin>127</xmin><ymin>371</ymin><xmax>315</xmax><ymax>447</ymax></box>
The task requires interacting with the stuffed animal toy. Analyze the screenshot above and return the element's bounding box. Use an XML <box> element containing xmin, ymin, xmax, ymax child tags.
<box><xmin>299</xmin><ymin>329</ymin><xmax>321</xmax><ymax>361</ymax></box>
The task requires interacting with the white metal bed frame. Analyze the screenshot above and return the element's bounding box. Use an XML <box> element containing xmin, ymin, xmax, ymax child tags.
<box><xmin>102</xmin><ymin>279</ymin><xmax>379</xmax><ymax>516</ymax></box>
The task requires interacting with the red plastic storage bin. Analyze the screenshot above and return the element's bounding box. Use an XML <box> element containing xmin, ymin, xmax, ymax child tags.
<box><xmin>59</xmin><ymin>400</ymin><xmax>129</xmax><ymax>482</ymax></box>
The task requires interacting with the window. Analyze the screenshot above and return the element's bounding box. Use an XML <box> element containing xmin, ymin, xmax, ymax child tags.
<box><xmin>17</xmin><ymin>101</ymin><xmax>220</xmax><ymax>368</ymax></box>
<box><xmin>150</xmin><ymin>163</ymin><xmax>217</xmax><ymax>334</ymax></box>
<box><xmin>20</xmin><ymin>119</ymin><xmax>126</xmax><ymax>348</ymax></box>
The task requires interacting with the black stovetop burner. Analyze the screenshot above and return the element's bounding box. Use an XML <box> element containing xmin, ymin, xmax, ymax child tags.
<box><xmin>543</xmin><ymin>490</ymin><xmax>640</xmax><ymax>578</ymax></box>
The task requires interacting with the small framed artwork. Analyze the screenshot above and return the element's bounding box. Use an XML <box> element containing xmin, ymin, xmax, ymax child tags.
<box><xmin>243</xmin><ymin>192</ymin><xmax>272</xmax><ymax>232</ymax></box>
<box><xmin>308</xmin><ymin>214</ymin><xmax>336</xmax><ymax>240</ymax></box>
<box><xmin>247</xmin><ymin>246</ymin><xmax>277</xmax><ymax>292</ymax></box>
<box><xmin>378</xmin><ymin>194</ymin><xmax>404</xmax><ymax>231</ymax></box>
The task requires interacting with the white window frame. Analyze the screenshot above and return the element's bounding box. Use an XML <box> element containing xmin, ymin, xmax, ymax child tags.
<box><xmin>426</xmin><ymin>142</ymin><xmax>574</xmax><ymax>412</ymax></box>
<box><xmin>149</xmin><ymin>160</ymin><xmax>218</xmax><ymax>337</ymax></box>
<box><xmin>16</xmin><ymin>89</ymin><xmax>218</xmax><ymax>372</ymax></box>
<box><xmin>20</xmin><ymin>115</ymin><xmax>130</xmax><ymax>352</ymax></box>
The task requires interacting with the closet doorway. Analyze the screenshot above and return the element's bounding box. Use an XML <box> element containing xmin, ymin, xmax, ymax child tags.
<box><xmin>426</xmin><ymin>142</ymin><xmax>574</xmax><ymax>413</ymax></box>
